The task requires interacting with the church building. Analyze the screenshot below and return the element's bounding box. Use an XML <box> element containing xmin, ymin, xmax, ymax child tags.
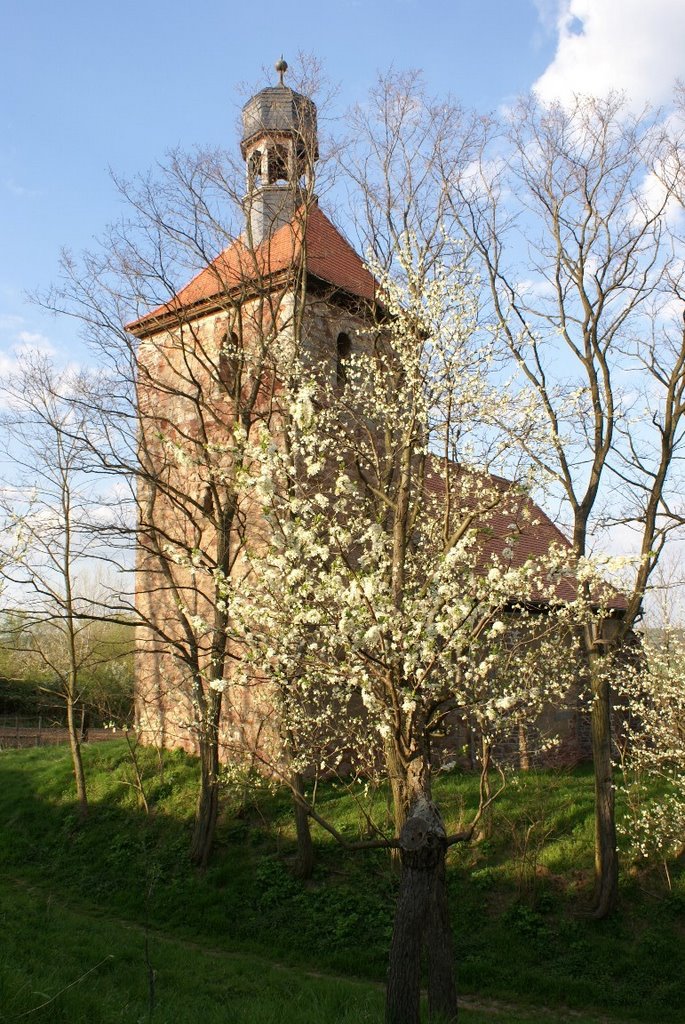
<box><xmin>128</xmin><ymin>62</ymin><xmax>619</xmax><ymax>770</ymax></box>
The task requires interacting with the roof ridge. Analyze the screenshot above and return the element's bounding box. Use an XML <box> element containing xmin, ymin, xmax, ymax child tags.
<box><xmin>128</xmin><ymin>205</ymin><xmax>375</xmax><ymax>335</ymax></box>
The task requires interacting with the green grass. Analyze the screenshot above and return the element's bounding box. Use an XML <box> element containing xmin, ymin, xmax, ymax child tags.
<box><xmin>1</xmin><ymin>742</ymin><xmax>683</xmax><ymax>1023</ymax></box>
<box><xmin>1</xmin><ymin>883</ymin><xmax>620</xmax><ymax>1024</ymax></box>
<box><xmin>1</xmin><ymin>882</ymin><xmax>388</xmax><ymax>1024</ymax></box>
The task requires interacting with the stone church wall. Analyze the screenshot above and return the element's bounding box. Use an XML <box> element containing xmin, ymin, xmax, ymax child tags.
<box><xmin>134</xmin><ymin>286</ymin><xmax>373</xmax><ymax>767</ymax></box>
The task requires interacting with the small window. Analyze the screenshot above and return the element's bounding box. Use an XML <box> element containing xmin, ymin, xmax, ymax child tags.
<box><xmin>336</xmin><ymin>332</ymin><xmax>351</xmax><ymax>388</ymax></box>
<box><xmin>201</xmin><ymin>484</ymin><xmax>214</xmax><ymax>515</ymax></box>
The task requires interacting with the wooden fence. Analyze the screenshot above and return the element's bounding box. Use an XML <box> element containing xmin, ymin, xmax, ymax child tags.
<box><xmin>0</xmin><ymin>716</ymin><xmax>117</xmax><ymax>750</ymax></box>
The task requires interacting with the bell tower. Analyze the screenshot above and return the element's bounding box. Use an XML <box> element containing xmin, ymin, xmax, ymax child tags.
<box><xmin>241</xmin><ymin>58</ymin><xmax>318</xmax><ymax>246</ymax></box>
<box><xmin>130</xmin><ymin>61</ymin><xmax>377</xmax><ymax>764</ymax></box>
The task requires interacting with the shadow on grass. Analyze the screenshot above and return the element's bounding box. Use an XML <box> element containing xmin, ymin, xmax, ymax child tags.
<box><xmin>0</xmin><ymin>744</ymin><xmax>683</xmax><ymax>1024</ymax></box>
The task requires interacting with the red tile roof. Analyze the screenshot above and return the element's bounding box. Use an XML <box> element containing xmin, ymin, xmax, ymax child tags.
<box><xmin>128</xmin><ymin>205</ymin><xmax>376</xmax><ymax>334</ymax></box>
<box><xmin>304</xmin><ymin>206</ymin><xmax>376</xmax><ymax>301</ymax></box>
<box><xmin>424</xmin><ymin>462</ymin><xmax>627</xmax><ymax>610</ymax></box>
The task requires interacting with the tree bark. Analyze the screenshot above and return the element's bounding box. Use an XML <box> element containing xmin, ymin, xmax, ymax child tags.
<box><xmin>589</xmin><ymin>659</ymin><xmax>618</xmax><ymax>918</ymax></box>
<box><xmin>291</xmin><ymin>769</ymin><xmax>314</xmax><ymax>879</ymax></box>
<box><xmin>190</xmin><ymin>740</ymin><xmax>221</xmax><ymax>868</ymax></box>
<box><xmin>66</xmin><ymin>694</ymin><xmax>88</xmax><ymax>818</ymax></box>
<box><xmin>518</xmin><ymin>722</ymin><xmax>530</xmax><ymax>771</ymax></box>
<box><xmin>190</xmin><ymin>692</ymin><xmax>222</xmax><ymax>868</ymax></box>
<box><xmin>386</xmin><ymin>848</ymin><xmax>429</xmax><ymax>1024</ymax></box>
<box><xmin>384</xmin><ymin>736</ymin><xmax>409</xmax><ymax>872</ymax></box>
<box><xmin>386</xmin><ymin>798</ymin><xmax>457</xmax><ymax>1024</ymax></box>
<box><xmin>425</xmin><ymin>845</ymin><xmax>458</xmax><ymax>1022</ymax></box>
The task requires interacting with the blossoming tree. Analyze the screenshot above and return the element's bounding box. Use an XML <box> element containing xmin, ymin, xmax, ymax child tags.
<box><xmin>227</xmin><ymin>246</ymin><xmax>605</xmax><ymax>1024</ymax></box>
<box><xmin>614</xmin><ymin>627</ymin><xmax>685</xmax><ymax>881</ymax></box>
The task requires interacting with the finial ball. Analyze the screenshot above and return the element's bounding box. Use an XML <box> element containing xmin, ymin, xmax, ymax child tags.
<box><xmin>275</xmin><ymin>56</ymin><xmax>288</xmax><ymax>84</ymax></box>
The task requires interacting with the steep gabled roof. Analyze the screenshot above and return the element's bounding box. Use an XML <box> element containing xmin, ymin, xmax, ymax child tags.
<box><xmin>424</xmin><ymin>463</ymin><xmax>627</xmax><ymax>611</ymax></box>
<box><xmin>128</xmin><ymin>205</ymin><xmax>376</xmax><ymax>336</ymax></box>
<box><xmin>304</xmin><ymin>205</ymin><xmax>376</xmax><ymax>301</ymax></box>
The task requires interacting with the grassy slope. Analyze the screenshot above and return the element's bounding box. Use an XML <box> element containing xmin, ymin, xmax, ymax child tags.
<box><xmin>1</xmin><ymin>741</ymin><xmax>683</xmax><ymax>1023</ymax></box>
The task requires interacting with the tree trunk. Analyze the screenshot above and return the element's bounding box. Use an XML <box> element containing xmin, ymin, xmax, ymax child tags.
<box><xmin>190</xmin><ymin>740</ymin><xmax>221</xmax><ymax>868</ymax></box>
<box><xmin>589</xmin><ymin>660</ymin><xmax>618</xmax><ymax>918</ymax></box>
<box><xmin>384</xmin><ymin>736</ymin><xmax>409</xmax><ymax>835</ymax></box>
<box><xmin>425</xmin><ymin>844</ymin><xmax>458</xmax><ymax>1022</ymax></box>
<box><xmin>282</xmin><ymin>729</ymin><xmax>314</xmax><ymax>879</ymax></box>
<box><xmin>291</xmin><ymin>770</ymin><xmax>314</xmax><ymax>879</ymax></box>
<box><xmin>475</xmin><ymin>737</ymin><xmax>492</xmax><ymax>843</ymax></box>
<box><xmin>518</xmin><ymin>722</ymin><xmax>530</xmax><ymax>771</ymax></box>
<box><xmin>386</xmin><ymin>797</ymin><xmax>457</xmax><ymax>1024</ymax></box>
<box><xmin>384</xmin><ymin>736</ymin><xmax>409</xmax><ymax>872</ymax></box>
<box><xmin>190</xmin><ymin>688</ymin><xmax>223</xmax><ymax>868</ymax></box>
<box><xmin>66</xmin><ymin>695</ymin><xmax>88</xmax><ymax>818</ymax></box>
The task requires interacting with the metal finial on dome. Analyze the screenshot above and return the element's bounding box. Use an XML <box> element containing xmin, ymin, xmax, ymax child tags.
<box><xmin>275</xmin><ymin>56</ymin><xmax>288</xmax><ymax>86</ymax></box>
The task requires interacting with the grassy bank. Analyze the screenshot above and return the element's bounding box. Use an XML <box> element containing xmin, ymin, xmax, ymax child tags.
<box><xmin>2</xmin><ymin>883</ymin><xmax>623</xmax><ymax>1024</ymax></box>
<box><xmin>1</xmin><ymin>742</ymin><xmax>682</xmax><ymax>1022</ymax></box>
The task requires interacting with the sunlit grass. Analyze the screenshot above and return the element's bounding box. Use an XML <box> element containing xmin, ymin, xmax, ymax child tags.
<box><xmin>1</xmin><ymin>741</ymin><xmax>682</xmax><ymax>1023</ymax></box>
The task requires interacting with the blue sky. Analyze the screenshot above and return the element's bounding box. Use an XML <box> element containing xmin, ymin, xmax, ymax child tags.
<box><xmin>1</xmin><ymin>0</ymin><xmax>684</xmax><ymax>369</ymax></box>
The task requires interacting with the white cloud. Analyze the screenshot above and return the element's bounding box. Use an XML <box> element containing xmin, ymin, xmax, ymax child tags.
<box><xmin>654</xmin><ymin>293</ymin><xmax>685</xmax><ymax>325</ymax></box>
<box><xmin>630</xmin><ymin>109</ymin><xmax>685</xmax><ymax>229</ymax></box>
<box><xmin>14</xmin><ymin>331</ymin><xmax>55</xmax><ymax>354</ymax></box>
<box><xmin>0</xmin><ymin>328</ymin><xmax>57</xmax><ymax>410</ymax></box>
<box><xmin>533</xmin><ymin>0</ymin><xmax>685</xmax><ymax>108</ymax></box>
<box><xmin>516</xmin><ymin>277</ymin><xmax>557</xmax><ymax>300</ymax></box>
<box><xmin>3</xmin><ymin>179</ymin><xmax>43</xmax><ymax>200</ymax></box>
<box><xmin>0</xmin><ymin>314</ymin><xmax>24</xmax><ymax>333</ymax></box>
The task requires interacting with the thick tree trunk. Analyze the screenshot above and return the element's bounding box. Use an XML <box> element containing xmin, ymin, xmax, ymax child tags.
<box><xmin>66</xmin><ymin>696</ymin><xmax>88</xmax><ymax>817</ymax></box>
<box><xmin>386</xmin><ymin>848</ymin><xmax>429</xmax><ymax>1024</ymax></box>
<box><xmin>386</xmin><ymin>797</ymin><xmax>457</xmax><ymax>1024</ymax></box>
<box><xmin>291</xmin><ymin>770</ymin><xmax>314</xmax><ymax>879</ymax></box>
<box><xmin>425</xmin><ymin>845</ymin><xmax>458</xmax><ymax>1022</ymax></box>
<box><xmin>589</xmin><ymin>661</ymin><xmax>618</xmax><ymax>918</ymax></box>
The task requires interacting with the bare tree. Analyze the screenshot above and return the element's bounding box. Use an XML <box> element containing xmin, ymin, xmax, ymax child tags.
<box><xmin>0</xmin><ymin>355</ymin><xmax>127</xmax><ymax>815</ymax></box>
<box><xmin>445</xmin><ymin>90</ymin><xmax>685</xmax><ymax>916</ymax></box>
<box><xmin>41</xmin><ymin>60</ymin><xmax>333</xmax><ymax>867</ymax></box>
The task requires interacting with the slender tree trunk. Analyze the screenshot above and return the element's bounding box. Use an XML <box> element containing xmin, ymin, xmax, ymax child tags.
<box><xmin>190</xmin><ymin>692</ymin><xmax>222</xmax><ymax>868</ymax></box>
<box><xmin>475</xmin><ymin>737</ymin><xmax>492</xmax><ymax>843</ymax></box>
<box><xmin>283</xmin><ymin>728</ymin><xmax>315</xmax><ymax>878</ymax></box>
<box><xmin>518</xmin><ymin>722</ymin><xmax>530</xmax><ymax>771</ymax></box>
<box><xmin>386</xmin><ymin>795</ymin><xmax>457</xmax><ymax>1024</ymax></box>
<box><xmin>291</xmin><ymin>769</ymin><xmax>314</xmax><ymax>879</ymax></box>
<box><xmin>66</xmin><ymin>694</ymin><xmax>88</xmax><ymax>817</ymax></box>
<box><xmin>191</xmin><ymin>739</ymin><xmax>220</xmax><ymax>868</ymax></box>
<box><xmin>63</xmin><ymin>510</ymin><xmax>87</xmax><ymax>817</ymax></box>
<box><xmin>589</xmin><ymin>654</ymin><xmax>618</xmax><ymax>918</ymax></box>
<box><xmin>384</xmin><ymin>736</ymin><xmax>409</xmax><ymax>872</ymax></box>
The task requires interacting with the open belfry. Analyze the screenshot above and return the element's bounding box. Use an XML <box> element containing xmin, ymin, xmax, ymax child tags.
<box><xmin>129</xmin><ymin>61</ymin><xmax>378</xmax><ymax>759</ymax></box>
